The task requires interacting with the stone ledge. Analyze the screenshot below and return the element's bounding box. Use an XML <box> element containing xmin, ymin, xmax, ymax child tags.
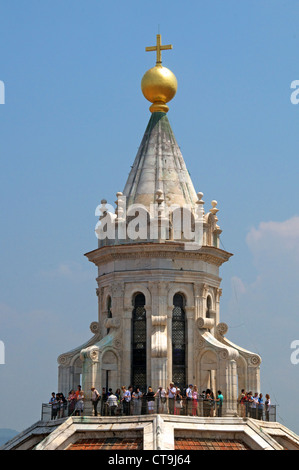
<box><xmin>3</xmin><ymin>415</ymin><xmax>299</xmax><ymax>451</ymax></box>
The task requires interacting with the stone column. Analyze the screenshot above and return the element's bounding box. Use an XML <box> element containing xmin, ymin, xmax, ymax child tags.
<box><xmin>228</xmin><ymin>359</ymin><xmax>238</xmax><ymax>415</ymax></box>
<box><xmin>151</xmin><ymin>315</ymin><xmax>168</xmax><ymax>390</ymax></box>
<box><xmin>102</xmin><ymin>309</ymin><xmax>108</xmax><ymax>336</ymax></box>
<box><xmin>80</xmin><ymin>345</ymin><xmax>100</xmax><ymax>416</ymax></box>
<box><xmin>122</xmin><ymin>308</ymin><xmax>132</xmax><ymax>387</ymax></box>
<box><xmin>218</xmin><ymin>348</ymin><xmax>238</xmax><ymax>416</ymax></box>
<box><xmin>167</xmin><ymin>306</ymin><xmax>173</xmax><ymax>384</ymax></box>
<box><xmin>149</xmin><ymin>281</ymin><xmax>168</xmax><ymax>390</ymax></box>
<box><xmin>145</xmin><ymin>305</ymin><xmax>152</xmax><ymax>388</ymax></box>
<box><xmin>194</xmin><ymin>285</ymin><xmax>201</xmax><ymax>321</ymax></box>
<box><xmin>58</xmin><ymin>363</ymin><xmax>72</xmax><ymax>398</ymax></box>
<box><xmin>96</xmin><ymin>286</ymin><xmax>104</xmax><ymax>327</ymax></box>
<box><xmin>111</xmin><ymin>282</ymin><xmax>125</xmax><ymax>313</ymax></box>
<box><xmin>247</xmin><ymin>356</ymin><xmax>261</xmax><ymax>393</ymax></box>
<box><xmin>185</xmin><ymin>306</ymin><xmax>195</xmax><ymax>385</ymax></box>
<box><xmin>197</xmin><ymin>283</ymin><xmax>209</xmax><ymax>317</ymax></box>
<box><xmin>215</xmin><ymin>288</ymin><xmax>222</xmax><ymax>326</ymax></box>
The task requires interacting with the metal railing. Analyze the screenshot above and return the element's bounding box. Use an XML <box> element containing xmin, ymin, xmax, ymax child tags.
<box><xmin>42</xmin><ymin>397</ymin><xmax>276</xmax><ymax>422</ymax></box>
<box><xmin>41</xmin><ymin>402</ymin><xmax>70</xmax><ymax>421</ymax></box>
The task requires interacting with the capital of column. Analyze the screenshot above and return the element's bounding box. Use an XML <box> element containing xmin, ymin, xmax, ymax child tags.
<box><xmin>185</xmin><ymin>306</ymin><xmax>195</xmax><ymax>319</ymax></box>
<box><xmin>152</xmin><ymin>315</ymin><xmax>168</xmax><ymax>327</ymax></box>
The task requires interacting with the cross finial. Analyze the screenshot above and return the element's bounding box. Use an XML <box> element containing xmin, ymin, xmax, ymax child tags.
<box><xmin>145</xmin><ymin>34</ymin><xmax>173</xmax><ymax>65</ymax></box>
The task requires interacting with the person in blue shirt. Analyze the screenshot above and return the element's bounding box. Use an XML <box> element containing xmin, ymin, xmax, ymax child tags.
<box><xmin>49</xmin><ymin>392</ymin><xmax>58</xmax><ymax>420</ymax></box>
<box><xmin>257</xmin><ymin>393</ymin><xmax>264</xmax><ymax>420</ymax></box>
<box><xmin>216</xmin><ymin>390</ymin><xmax>224</xmax><ymax>417</ymax></box>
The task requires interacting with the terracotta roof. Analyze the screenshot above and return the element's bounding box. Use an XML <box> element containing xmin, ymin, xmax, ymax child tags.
<box><xmin>175</xmin><ymin>437</ymin><xmax>251</xmax><ymax>450</ymax></box>
<box><xmin>68</xmin><ymin>437</ymin><xmax>143</xmax><ymax>450</ymax></box>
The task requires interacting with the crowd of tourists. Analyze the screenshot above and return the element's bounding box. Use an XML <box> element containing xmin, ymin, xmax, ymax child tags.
<box><xmin>48</xmin><ymin>383</ymin><xmax>224</xmax><ymax>419</ymax></box>
<box><xmin>89</xmin><ymin>384</ymin><xmax>224</xmax><ymax>417</ymax></box>
<box><xmin>49</xmin><ymin>386</ymin><xmax>85</xmax><ymax>420</ymax></box>
<box><xmin>237</xmin><ymin>389</ymin><xmax>271</xmax><ymax>421</ymax></box>
<box><xmin>48</xmin><ymin>384</ymin><xmax>272</xmax><ymax>421</ymax></box>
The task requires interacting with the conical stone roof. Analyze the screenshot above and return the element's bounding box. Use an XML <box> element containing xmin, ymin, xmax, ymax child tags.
<box><xmin>123</xmin><ymin>112</ymin><xmax>198</xmax><ymax>210</ymax></box>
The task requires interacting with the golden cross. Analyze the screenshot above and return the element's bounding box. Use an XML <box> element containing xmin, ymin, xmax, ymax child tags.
<box><xmin>145</xmin><ymin>34</ymin><xmax>173</xmax><ymax>65</ymax></box>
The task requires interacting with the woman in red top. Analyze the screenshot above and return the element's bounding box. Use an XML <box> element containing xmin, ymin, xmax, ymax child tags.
<box><xmin>192</xmin><ymin>385</ymin><xmax>199</xmax><ymax>416</ymax></box>
<box><xmin>238</xmin><ymin>389</ymin><xmax>247</xmax><ymax>417</ymax></box>
<box><xmin>68</xmin><ymin>390</ymin><xmax>77</xmax><ymax>416</ymax></box>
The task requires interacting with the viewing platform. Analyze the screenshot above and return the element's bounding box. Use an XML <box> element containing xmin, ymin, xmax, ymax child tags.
<box><xmin>41</xmin><ymin>397</ymin><xmax>277</xmax><ymax>422</ymax></box>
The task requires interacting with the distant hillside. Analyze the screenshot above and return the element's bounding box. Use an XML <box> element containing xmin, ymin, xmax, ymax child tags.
<box><xmin>0</xmin><ymin>428</ymin><xmax>19</xmax><ymax>446</ymax></box>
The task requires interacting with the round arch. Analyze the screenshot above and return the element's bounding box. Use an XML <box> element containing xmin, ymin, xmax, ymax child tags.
<box><xmin>167</xmin><ymin>283</ymin><xmax>194</xmax><ymax>308</ymax></box>
<box><xmin>124</xmin><ymin>283</ymin><xmax>151</xmax><ymax>311</ymax></box>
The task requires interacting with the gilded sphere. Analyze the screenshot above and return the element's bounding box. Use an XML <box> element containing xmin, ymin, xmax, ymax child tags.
<box><xmin>141</xmin><ymin>65</ymin><xmax>177</xmax><ymax>110</ymax></box>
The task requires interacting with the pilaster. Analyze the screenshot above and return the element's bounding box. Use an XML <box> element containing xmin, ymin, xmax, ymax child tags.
<box><xmin>185</xmin><ymin>306</ymin><xmax>195</xmax><ymax>384</ymax></box>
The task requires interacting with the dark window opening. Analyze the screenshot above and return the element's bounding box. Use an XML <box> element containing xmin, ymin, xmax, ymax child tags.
<box><xmin>172</xmin><ymin>293</ymin><xmax>186</xmax><ymax>391</ymax></box>
<box><xmin>131</xmin><ymin>293</ymin><xmax>147</xmax><ymax>392</ymax></box>
<box><xmin>107</xmin><ymin>296</ymin><xmax>112</xmax><ymax>334</ymax></box>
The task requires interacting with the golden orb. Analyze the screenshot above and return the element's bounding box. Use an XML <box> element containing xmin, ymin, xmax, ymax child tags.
<box><xmin>141</xmin><ymin>64</ymin><xmax>178</xmax><ymax>113</ymax></box>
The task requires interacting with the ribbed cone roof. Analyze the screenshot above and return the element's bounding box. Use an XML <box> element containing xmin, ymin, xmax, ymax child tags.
<box><xmin>123</xmin><ymin>112</ymin><xmax>198</xmax><ymax>209</ymax></box>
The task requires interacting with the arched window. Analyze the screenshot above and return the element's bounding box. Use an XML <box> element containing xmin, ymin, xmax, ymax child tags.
<box><xmin>206</xmin><ymin>296</ymin><xmax>212</xmax><ymax>318</ymax></box>
<box><xmin>131</xmin><ymin>293</ymin><xmax>147</xmax><ymax>391</ymax></box>
<box><xmin>172</xmin><ymin>293</ymin><xmax>187</xmax><ymax>391</ymax></box>
<box><xmin>106</xmin><ymin>296</ymin><xmax>112</xmax><ymax>334</ymax></box>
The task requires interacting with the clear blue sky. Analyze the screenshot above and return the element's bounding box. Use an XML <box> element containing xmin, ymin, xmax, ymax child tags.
<box><xmin>1</xmin><ymin>0</ymin><xmax>299</xmax><ymax>434</ymax></box>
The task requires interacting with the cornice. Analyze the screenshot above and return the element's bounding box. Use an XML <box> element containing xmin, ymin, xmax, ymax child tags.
<box><xmin>85</xmin><ymin>242</ymin><xmax>233</xmax><ymax>268</ymax></box>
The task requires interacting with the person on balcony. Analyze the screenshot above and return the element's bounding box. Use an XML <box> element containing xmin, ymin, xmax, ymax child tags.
<box><xmin>186</xmin><ymin>384</ymin><xmax>193</xmax><ymax>416</ymax></box>
<box><xmin>132</xmin><ymin>387</ymin><xmax>143</xmax><ymax>415</ymax></box>
<box><xmin>192</xmin><ymin>386</ymin><xmax>199</xmax><ymax>416</ymax></box>
<box><xmin>49</xmin><ymin>392</ymin><xmax>58</xmax><ymax>420</ymax></box>
<box><xmin>91</xmin><ymin>387</ymin><xmax>100</xmax><ymax>416</ymax></box>
<box><xmin>154</xmin><ymin>386</ymin><xmax>167</xmax><ymax>414</ymax></box>
<box><xmin>167</xmin><ymin>382</ymin><xmax>176</xmax><ymax>414</ymax></box>
<box><xmin>265</xmin><ymin>394</ymin><xmax>271</xmax><ymax>421</ymax></box>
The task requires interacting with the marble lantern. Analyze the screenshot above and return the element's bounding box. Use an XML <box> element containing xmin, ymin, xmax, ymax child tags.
<box><xmin>57</xmin><ymin>40</ymin><xmax>261</xmax><ymax>418</ymax></box>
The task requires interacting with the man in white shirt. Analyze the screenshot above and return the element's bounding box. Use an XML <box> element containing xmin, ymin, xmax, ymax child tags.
<box><xmin>251</xmin><ymin>392</ymin><xmax>259</xmax><ymax>419</ymax></box>
<box><xmin>167</xmin><ymin>383</ymin><xmax>176</xmax><ymax>414</ymax></box>
<box><xmin>106</xmin><ymin>392</ymin><xmax>118</xmax><ymax>416</ymax></box>
<box><xmin>186</xmin><ymin>384</ymin><xmax>193</xmax><ymax>415</ymax></box>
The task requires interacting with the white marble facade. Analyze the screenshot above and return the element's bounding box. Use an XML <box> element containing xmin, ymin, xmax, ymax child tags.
<box><xmin>57</xmin><ymin>112</ymin><xmax>261</xmax><ymax>417</ymax></box>
<box><xmin>58</xmin><ymin>226</ymin><xmax>261</xmax><ymax>417</ymax></box>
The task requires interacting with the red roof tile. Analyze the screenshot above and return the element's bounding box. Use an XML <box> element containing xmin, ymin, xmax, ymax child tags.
<box><xmin>175</xmin><ymin>438</ymin><xmax>250</xmax><ymax>450</ymax></box>
<box><xmin>68</xmin><ymin>438</ymin><xmax>143</xmax><ymax>450</ymax></box>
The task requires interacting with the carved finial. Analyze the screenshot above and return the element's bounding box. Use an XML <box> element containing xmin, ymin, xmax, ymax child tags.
<box><xmin>115</xmin><ymin>192</ymin><xmax>124</xmax><ymax>219</ymax></box>
<box><xmin>156</xmin><ymin>189</ymin><xmax>164</xmax><ymax>205</ymax></box>
<box><xmin>195</xmin><ymin>192</ymin><xmax>204</xmax><ymax>219</ymax></box>
<box><xmin>197</xmin><ymin>192</ymin><xmax>204</xmax><ymax>203</ymax></box>
<box><xmin>210</xmin><ymin>200</ymin><xmax>219</xmax><ymax>216</ymax></box>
